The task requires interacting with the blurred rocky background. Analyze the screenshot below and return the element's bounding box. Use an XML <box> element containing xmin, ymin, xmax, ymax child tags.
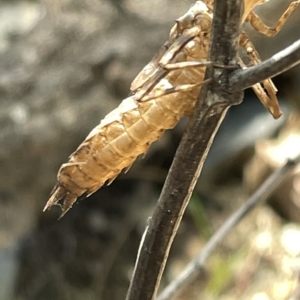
<box><xmin>0</xmin><ymin>0</ymin><xmax>299</xmax><ymax>299</ymax></box>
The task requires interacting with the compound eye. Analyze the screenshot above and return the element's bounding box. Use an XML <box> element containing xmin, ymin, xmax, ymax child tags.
<box><xmin>175</xmin><ymin>16</ymin><xmax>193</xmax><ymax>34</ymax></box>
<box><xmin>194</xmin><ymin>13</ymin><xmax>211</xmax><ymax>32</ymax></box>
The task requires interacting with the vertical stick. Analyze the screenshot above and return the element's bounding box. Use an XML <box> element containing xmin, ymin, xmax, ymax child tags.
<box><xmin>125</xmin><ymin>1</ymin><xmax>244</xmax><ymax>299</ymax></box>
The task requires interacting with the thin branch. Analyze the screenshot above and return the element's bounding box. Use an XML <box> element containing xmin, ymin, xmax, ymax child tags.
<box><xmin>228</xmin><ymin>39</ymin><xmax>300</xmax><ymax>91</ymax></box>
<box><xmin>157</xmin><ymin>155</ymin><xmax>300</xmax><ymax>300</ymax></box>
<box><xmin>125</xmin><ymin>1</ymin><xmax>243</xmax><ymax>299</ymax></box>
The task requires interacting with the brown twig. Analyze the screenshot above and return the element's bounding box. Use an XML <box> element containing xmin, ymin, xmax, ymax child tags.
<box><xmin>157</xmin><ymin>156</ymin><xmax>300</xmax><ymax>300</ymax></box>
<box><xmin>125</xmin><ymin>1</ymin><xmax>243</xmax><ymax>299</ymax></box>
<box><xmin>229</xmin><ymin>39</ymin><xmax>300</xmax><ymax>91</ymax></box>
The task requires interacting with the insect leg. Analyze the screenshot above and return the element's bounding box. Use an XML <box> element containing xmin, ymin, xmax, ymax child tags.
<box><xmin>239</xmin><ymin>32</ymin><xmax>282</xmax><ymax>118</ymax></box>
<box><xmin>139</xmin><ymin>78</ymin><xmax>212</xmax><ymax>102</ymax></box>
<box><xmin>246</xmin><ymin>1</ymin><xmax>300</xmax><ymax>37</ymax></box>
<box><xmin>161</xmin><ymin>60</ymin><xmax>238</xmax><ymax>71</ymax></box>
<box><xmin>162</xmin><ymin>60</ymin><xmax>212</xmax><ymax>71</ymax></box>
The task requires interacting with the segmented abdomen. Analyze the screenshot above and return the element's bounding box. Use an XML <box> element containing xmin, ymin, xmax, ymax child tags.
<box><xmin>45</xmin><ymin>2</ymin><xmax>212</xmax><ymax>215</ymax></box>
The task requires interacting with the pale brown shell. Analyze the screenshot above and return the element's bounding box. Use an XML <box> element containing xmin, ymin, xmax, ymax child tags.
<box><xmin>45</xmin><ymin>2</ymin><xmax>212</xmax><ymax>216</ymax></box>
<box><xmin>45</xmin><ymin>0</ymin><xmax>288</xmax><ymax>216</ymax></box>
